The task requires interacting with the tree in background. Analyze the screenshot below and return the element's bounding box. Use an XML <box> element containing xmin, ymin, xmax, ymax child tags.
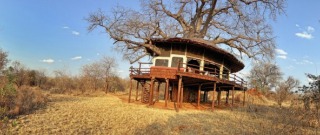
<box><xmin>275</xmin><ymin>76</ymin><xmax>299</xmax><ymax>107</ymax></box>
<box><xmin>300</xmin><ymin>74</ymin><xmax>320</xmax><ymax>111</ymax></box>
<box><xmin>0</xmin><ymin>49</ymin><xmax>8</xmax><ymax>72</ymax></box>
<box><xmin>10</xmin><ymin>61</ymin><xmax>28</xmax><ymax>88</ymax></box>
<box><xmin>248</xmin><ymin>62</ymin><xmax>282</xmax><ymax>93</ymax></box>
<box><xmin>81</xmin><ymin>56</ymin><xmax>118</xmax><ymax>92</ymax></box>
<box><xmin>87</xmin><ymin>0</ymin><xmax>285</xmax><ymax>63</ymax></box>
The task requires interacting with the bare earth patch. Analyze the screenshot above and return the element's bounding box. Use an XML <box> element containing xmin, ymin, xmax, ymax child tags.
<box><xmin>1</xmin><ymin>93</ymin><xmax>317</xmax><ymax>135</ymax></box>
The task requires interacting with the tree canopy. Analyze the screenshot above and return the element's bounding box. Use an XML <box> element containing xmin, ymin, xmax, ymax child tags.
<box><xmin>87</xmin><ymin>0</ymin><xmax>285</xmax><ymax>63</ymax></box>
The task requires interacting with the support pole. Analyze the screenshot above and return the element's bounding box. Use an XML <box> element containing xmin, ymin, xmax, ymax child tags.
<box><xmin>243</xmin><ymin>89</ymin><xmax>246</xmax><ymax>106</ymax></box>
<box><xmin>165</xmin><ymin>79</ymin><xmax>169</xmax><ymax>107</ymax></box>
<box><xmin>212</xmin><ymin>82</ymin><xmax>217</xmax><ymax>111</ymax></box>
<box><xmin>232</xmin><ymin>87</ymin><xmax>235</xmax><ymax>106</ymax></box>
<box><xmin>217</xmin><ymin>91</ymin><xmax>221</xmax><ymax>106</ymax></box>
<box><xmin>135</xmin><ymin>81</ymin><xmax>139</xmax><ymax>101</ymax></box>
<box><xmin>140</xmin><ymin>81</ymin><xmax>145</xmax><ymax>103</ymax></box>
<box><xmin>180</xmin><ymin>84</ymin><xmax>184</xmax><ymax>108</ymax></box>
<box><xmin>177</xmin><ymin>76</ymin><xmax>182</xmax><ymax>111</ymax></box>
<box><xmin>149</xmin><ymin>78</ymin><xmax>155</xmax><ymax>106</ymax></box>
<box><xmin>156</xmin><ymin>82</ymin><xmax>161</xmax><ymax>102</ymax></box>
<box><xmin>226</xmin><ymin>90</ymin><xmax>229</xmax><ymax>104</ymax></box>
<box><xmin>128</xmin><ymin>78</ymin><xmax>133</xmax><ymax>103</ymax></box>
<box><xmin>197</xmin><ymin>84</ymin><xmax>202</xmax><ymax>109</ymax></box>
<box><xmin>203</xmin><ymin>91</ymin><xmax>207</xmax><ymax>102</ymax></box>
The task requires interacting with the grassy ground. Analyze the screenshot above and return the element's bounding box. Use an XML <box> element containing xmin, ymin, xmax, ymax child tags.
<box><xmin>1</xmin><ymin>92</ymin><xmax>318</xmax><ymax>135</ymax></box>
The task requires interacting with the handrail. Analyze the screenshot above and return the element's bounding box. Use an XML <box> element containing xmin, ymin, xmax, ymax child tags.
<box><xmin>130</xmin><ymin>61</ymin><xmax>247</xmax><ymax>88</ymax></box>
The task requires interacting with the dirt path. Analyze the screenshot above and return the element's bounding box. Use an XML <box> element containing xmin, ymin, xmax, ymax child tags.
<box><xmin>1</xmin><ymin>94</ymin><xmax>315</xmax><ymax>135</ymax></box>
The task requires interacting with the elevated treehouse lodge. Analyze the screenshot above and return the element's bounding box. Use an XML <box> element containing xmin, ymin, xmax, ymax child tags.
<box><xmin>128</xmin><ymin>38</ymin><xmax>247</xmax><ymax>111</ymax></box>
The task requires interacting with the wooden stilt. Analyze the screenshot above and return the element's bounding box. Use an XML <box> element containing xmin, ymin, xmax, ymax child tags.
<box><xmin>197</xmin><ymin>84</ymin><xmax>202</xmax><ymax>109</ymax></box>
<box><xmin>226</xmin><ymin>90</ymin><xmax>229</xmax><ymax>104</ymax></box>
<box><xmin>165</xmin><ymin>79</ymin><xmax>169</xmax><ymax>107</ymax></box>
<box><xmin>140</xmin><ymin>81</ymin><xmax>145</xmax><ymax>103</ymax></box>
<box><xmin>149</xmin><ymin>78</ymin><xmax>155</xmax><ymax>106</ymax></box>
<box><xmin>203</xmin><ymin>91</ymin><xmax>206</xmax><ymax>102</ymax></box>
<box><xmin>177</xmin><ymin>76</ymin><xmax>182</xmax><ymax>112</ymax></box>
<box><xmin>217</xmin><ymin>91</ymin><xmax>221</xmax><ymax>105</ymax></box>
<box><xmin>243</xmin><ymin>89</ymin><xmax>246</xmax><ymax>106</ymax></box>
<box><xmin>128</xmin><ymin>79</ymin><xmax>133</xmax><ymax>103</ymax></box>
<box><xmin>180</xmin><ymin>83</ymin><xmax>184</xmax><ymax>108</ymax></box>
<box><xmin>135</xmin><ymin>81</ymin><xmax>139</xmax><ymax>101</ymax></box>
<box><xmin>156</xmin><ymin>82</ymin><xmax>161</xmax><ymax>102</ymax></box>
<box><xmin>212</xmin><ymin>82</ymin><xmax>216</xmax><ymax>111</ymax></box>
<box><xmin>232</xmin><ymin>87</ymin><xmax>235</xmax><ymax>106</ymax></box>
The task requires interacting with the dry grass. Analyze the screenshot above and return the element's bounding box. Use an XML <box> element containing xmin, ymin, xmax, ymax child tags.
<box><xmin>1</xmin><ymin>92</ymin><xmax>318</xmax><ymax>135</ymax></box>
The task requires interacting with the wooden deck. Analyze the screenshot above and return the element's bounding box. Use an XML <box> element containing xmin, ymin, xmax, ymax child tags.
<box><xmin>129</xmin><ymin>64</ymin><xmax>247</xmax><ymax>90</ymax></box>
<box><xmin>128</xmin><ymin>63</ymin><xmax>247</xmax><ymax>111</ymax></box>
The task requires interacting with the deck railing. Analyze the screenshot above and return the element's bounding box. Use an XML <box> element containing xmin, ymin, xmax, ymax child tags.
<box><xmin>177</xmin><ymin>62</ymin><xmax>247</xmax><ymax>88</ymax></box>
<box><xmin>129</xmin><ymin>62</ymin><xmax>152</xmax><ymax>75</ymax></box>
<box><xmin>130</xmin><ymin>62</ymin><xmax>247</xmax><ymax>88</ymax></box>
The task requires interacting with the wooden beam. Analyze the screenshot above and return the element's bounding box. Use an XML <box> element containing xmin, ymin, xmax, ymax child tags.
<box><xmin>197</xmin><ymin>84</ymin><xmax>202</xmax><ymax>109</ymax></box>
<box><xmin>149</xmin><ymin>78</ymin><xmax>155</xmax><ymax>106</ymax></box>
<box><xmin>212</xmin><ymin>82</ymin><xmax>216</xmax><ymax>111</ymax></box>
<box><xmin>128</xmin><ymin>78</ymin><xmax>133</xmax><ymax>103</ymax></box>
<box><xmin>135</xmin><ymin>81</ymin><xmax>139</xmax><ymax>101</ymax></box>
<box><xmin>165</xmin><ymin>79</ymin><xmax>169</xmax><ymax>107</ymax></box>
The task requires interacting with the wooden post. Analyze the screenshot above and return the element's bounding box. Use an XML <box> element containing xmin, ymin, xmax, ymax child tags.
<box><xmin>232</xmin><ymin>87</ymin><xmax>235</xmax><ymax>106</ymax></box>
<box><xmin>165</xmin><ymin>79</ymin><xmax>169</xmax><ymax>107</ymax></box>
<box><xmin>217</xmin><ymin>91</ymin><xmax>221</xmax><ymax>105</ymax></box>
<box><xmin>226</xmin><ymin>90</ymin><xmax>229</xmax><ymax>104</ymax></box>
<box><xmin>128</xmin><ymin>79</ymin><xmax>133</xmax><ymax>103</ymax></box>
<box><xmin>180</xmin><ymin>84</ymin><xmax>184</xmax><ymax>108</ymax></box>
<box><xmin>212</xmin><ymin>82</ymin><xmax>216</xmax><ymax>111</ymax></box>
<box><xmin>197</xmin><ymin>84</ymin><xmax>202</xmax><ymax>109</ymax></box>
<box><xmin>243</xmin><ymin>89</ymin><xmax>246</xmax><ymax>106</ymax></box>
<box><xmin>177</xmin><ymin>76</ymin><xmax>182</xmax><ymax>111</ymax></box>
<box><xmin>149</xmin><ymin>78</ymin><xmax>155</xmax><ymax>106</ymax></box>
<box><xmin>138</xmin><ymin>62</ymin><xmax>141</xmax><ymax>75</ymax></box>
<box><xmin>135</xmin><ymin>81</ymin><xmax>139</xmax><ymax>101</ymax></box>
<box><xmin>156</xmin><ymin>82</ymin><xmax>161</xmax><ymax>102</ymax></box>
<box><xmin>202</xmin><ymin>91</ymin><xmax>205</xmax><ymax>102</ymax></box>
<box><xmin>140</xmin><ymin>81</ymin><xmax>144</xmax><ymax>103</ymax></box>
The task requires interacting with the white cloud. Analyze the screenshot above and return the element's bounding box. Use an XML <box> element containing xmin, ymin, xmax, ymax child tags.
<box><xmin>307</xmin><ymin>26</ymin><xmax>315</xmax><ymax>32</ymax></box>
<box><xmin>41</xmin><ymin>59</ymin><xmax>54</xmax><ymax>64</ymax></box>
<box><xmin>303</xmin><ymin>60</ymin><xmax>313</xmax><ymax>64</ymax></box>
<box><xmin>295</xmin><ymin>25</ymin><xmax>315</xmax><ymax>39</ymax></box>
<box><xmin>63</xmin><ymin>26</ymin><xmax>69</xmax><ymax>29</ymax></box>
<box><xmin>118</xmin><ymin>70</ymin><xmax>124</xmax><ymax>73</ymax></box>
<box><xmin>71</xmin><ymin>56</ymin><xmax>82</xmax><ymax>60</ymax></box>
<box><xmin>275</xmin><ymin>48</ymin><xmax>287</xmax><ymax>59</ymax></box>
<box><xmin>275</xmin><ymin>49</ymin><xmax>287</xmax><ymax>55</ymax></box>
<box><xmin>295</xmin><ymin>32</ymin><xmax>313</xmax><ymax>39</ymax></box>
<box><xmin>295</xmin><ymin>24</ymin><xmax>300</xmax><ymax>27</ymax></box>
<box><xmin>72</xmin><ymin>31</ymin><xmax>80</xmax><ymax>36</ymax></box>
<box><xmin>277</xmin><ymin>55</ymin><xmax>287</xmax><ymax>59</ymax></box>
<box><xmin>97</xmin><ymin>53</ymin><xmax>100</xmax><ymax>56</ymax></box>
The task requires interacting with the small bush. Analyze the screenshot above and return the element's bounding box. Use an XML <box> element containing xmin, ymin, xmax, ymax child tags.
<box><xmin>0</xmin><ymin>86</ymin><xmax>48</xmax><ymax>119</ymax></box>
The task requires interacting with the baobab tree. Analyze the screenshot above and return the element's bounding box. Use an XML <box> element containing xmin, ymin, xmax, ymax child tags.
<box><xmin>87</xmin><ymin>0</ymin><xmax>285</xmax><ymax>63</ymax></box>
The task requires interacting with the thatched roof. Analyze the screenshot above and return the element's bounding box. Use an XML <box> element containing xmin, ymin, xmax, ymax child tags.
<box><xmin>150</xmin><ymin>38</ymin><xmax>245</xmax><ymax>72</ymax></box>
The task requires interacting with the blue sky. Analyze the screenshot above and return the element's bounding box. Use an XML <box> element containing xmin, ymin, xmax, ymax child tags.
<box><xmin>0</xmin><ymin>1</ymin><xmax>319</xmax><ymax>85</ymax></box>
